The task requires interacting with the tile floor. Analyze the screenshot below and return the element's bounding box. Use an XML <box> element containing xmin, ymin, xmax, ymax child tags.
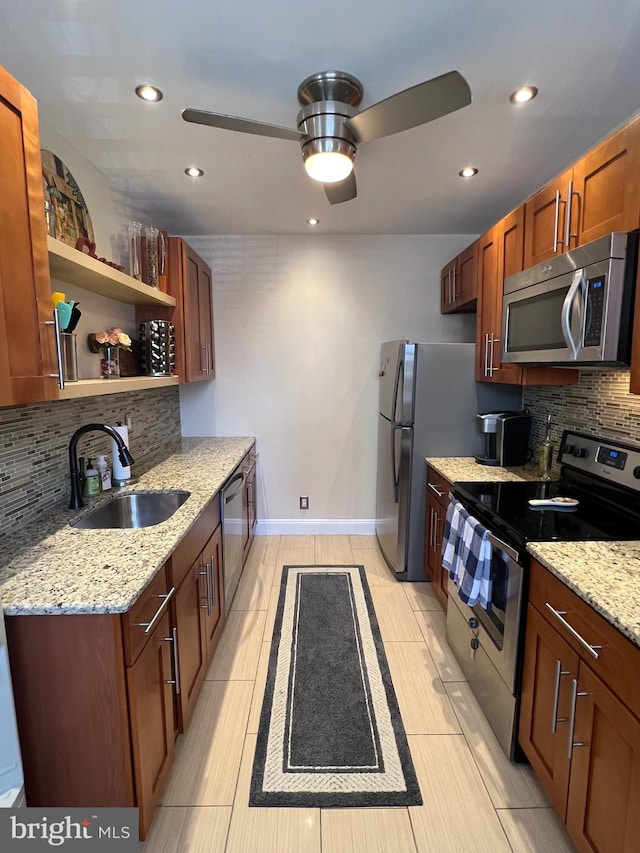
<box><xmin>141</xmin><ymin>535</ymin><xmax>576</xmax><ymax>852</ymax></box>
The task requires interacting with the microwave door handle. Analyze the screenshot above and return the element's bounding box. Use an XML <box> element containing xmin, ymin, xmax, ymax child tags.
<box><xmin>561</xmin><ymin>270</ymin><xmax>585</xmax><ymax>360</ymax></box>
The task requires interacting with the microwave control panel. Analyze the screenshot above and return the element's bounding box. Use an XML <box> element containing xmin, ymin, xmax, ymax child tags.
<box><xmin>584</xmin><ymin>275</ymin><xmax>605</xmax><ymax>346</ymax></box>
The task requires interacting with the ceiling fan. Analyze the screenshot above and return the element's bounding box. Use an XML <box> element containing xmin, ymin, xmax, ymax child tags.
<box><xmin>182</xmin><ymin>69</ymin><xmax>471</xmax><ymax>205</ymax></box>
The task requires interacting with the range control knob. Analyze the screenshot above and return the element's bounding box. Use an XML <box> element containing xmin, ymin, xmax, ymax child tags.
<box><xmin>470</xmin><ymin>638</ymin><xmax>479</xmax><ymax>650</ymax></box>
<box><xmin>633</xmin><ymin>466</ymin><xmax>640</xmax><ymax>480</ymax></box>
<box><xmin>468</xmin><ymin>617</ymin><xmax>479</xmax><ymax>629</ymax></box>
<box><xmin>563</xmin><ymin>443</ymin><xmax>575</xmax><ymax>455</ymax></box>
<box><xmin>572</xmin><ymin>447</ymin><xmax>589</xmax><ymax>458</ymax></box>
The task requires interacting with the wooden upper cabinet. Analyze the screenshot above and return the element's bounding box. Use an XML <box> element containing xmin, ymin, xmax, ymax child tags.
<box><xmin>0</xmin><ymin>65</ymin><xmax>58</xmax><ymax>406</ymax></box>
<box><xmin>440</xmin><ymin>241</ymin><xmax>477</xmax><ymax>314</ymax></box>
<box><xmin>164</xmin><ymin>237</ymin><xmax>215</xmax><ymax>383</ymax></box>
<box><xmin>524</xmin><ymin>121</ymin><xmax>640</xmax><ymax>268</ymax></box>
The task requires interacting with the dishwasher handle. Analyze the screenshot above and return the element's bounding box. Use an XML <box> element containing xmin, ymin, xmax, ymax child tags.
<box><xmin>224</xmin><ymin>471</ymin><xmax>245</xmax><ymax>503</ymax></box>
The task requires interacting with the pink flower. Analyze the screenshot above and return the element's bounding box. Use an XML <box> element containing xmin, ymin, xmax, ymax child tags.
<box><xmin>95</xmin><ymin>331</ymin><xmax>109</xmax><ymax>344</ymax></box>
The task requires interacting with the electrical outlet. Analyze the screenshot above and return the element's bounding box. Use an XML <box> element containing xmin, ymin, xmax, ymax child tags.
<box><xmin>299</xmin><ymin>496</ymin><xmax>309</xmax><ymax>510</ymax></box>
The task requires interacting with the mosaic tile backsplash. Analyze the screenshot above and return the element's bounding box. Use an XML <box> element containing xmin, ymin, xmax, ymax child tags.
<box><xmin>0</xmin><ymin>386</ymin><xmax>181</xmax><ymax>539</ymax></box>
<box><xmin>524</xmin><ymin>369</ymin><xmax>640</xmax><ymax>459</ymax></box>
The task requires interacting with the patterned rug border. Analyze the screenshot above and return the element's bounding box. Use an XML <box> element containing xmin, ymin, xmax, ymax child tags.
<box><xmin>250</xmin><ymin>564</ymin><xmax>422</xmax><ymax>808</ymax></box>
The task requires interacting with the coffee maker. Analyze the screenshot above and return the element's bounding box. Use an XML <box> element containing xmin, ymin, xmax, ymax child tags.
<box><xmin>475</xmin><ymin>411</ymin><xmax>532</xmax><ymax>467</ymax></box>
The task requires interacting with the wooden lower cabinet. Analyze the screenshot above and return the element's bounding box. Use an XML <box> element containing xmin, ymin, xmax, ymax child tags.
<box><xmin>6</xmin><ymin>497</ymin><xmax>226</xmax><ymax>841</ymax></box>
<box><xmin>242</xmin><ymin>445</ymin><xmax>258</xmax><ymax>563</ymax></box>
<box><xmin>126</xmin><ymin>609</ymin><xmax>176</xmax><ymax>838</ymax></box>
<box><xmin>519</xmin><ymin>559</ymin><xmax>640</xmax><ymax>853</ymax></box>
<box><xmin>424</xmin><ymin>466</ymin><xmax>452</xmax><ymax>609</ymax></box>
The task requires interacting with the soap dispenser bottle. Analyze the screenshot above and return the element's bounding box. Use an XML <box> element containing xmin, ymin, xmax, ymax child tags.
<box><xmin>538</xmin><ymin>414</ymin><xmax>554</xmax><ymax>481</ymax></box>
<box><xmin>83</xmin><ymin>459</ymin><xmax>101</xmax><ymax>497</ymax></box>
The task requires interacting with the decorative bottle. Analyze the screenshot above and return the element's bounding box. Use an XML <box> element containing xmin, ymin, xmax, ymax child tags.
<box><xmin>538</xmin><ymin>414</ymin><xmax>554</xmax><ymax>481</ymax></box>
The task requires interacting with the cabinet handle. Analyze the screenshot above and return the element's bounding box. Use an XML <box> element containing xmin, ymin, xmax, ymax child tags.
<box><xmin>489</xmin><ymin>336</ymin><xmax>500</xmax><ymax>376</ymax></box>
<box><xmin>45</xmin><ymin>309</ymin><xmax>65</xmax><ymax>390</ymax></box>
<box><xmin>163</xmin><ymin>626</ymin><xmax>181</xmax><ymax>695</ymax></box>
<box><xmin>567</xmin><ymin>678</ymin><xmax>588</xmax><ymax>757</ymax></box>
<box><xmin>200</xmin><ymin>561</ymin><xmax>212</xmax><ymax>615</ymax></box>
<box><xmin>551</xmin><ymin>659</ymin><xmax>571</xmax><ymax>733</ymax></box>
<box><xmin>134</xmin><ymin>586</ymin><xmax>175</xmax><ymax>634</ymax></box>
<box><xmin>565</xmin><ymin>179</ymin><xmax>579</xmax><ymax>246</ymax></box>
<box><xmin>208</xmin><ymin>555</ymin><xmax>216</xmax><ymax>612</ymax></box>
<box><xmin>483</xmin><ymin>333</ymin><xmax>490</xmax><ymax>377</ymax></box>
<box><xmin>451</xmin><ymin>266</ymin><xmax>457</xmax><ymax>301</ymax></box>
<box><xmin>205</xmin><ymin>341</ymin><xmax>211</xmax><ymax>374</ymax></box>
<box><xmin>545</xmin><ymin>603</ymin><xmax>602</xmax><ymax>659</ymax></box>
<box><xmin>429</xmin><ymin>507</ymin><xmax>436</xmax><ymax>550</ymax></box>
<box><xmin>428</xmin><ymin>481</ymin><xmax>446</xmax><ymax>498</ymax></box>
<box><xmin>553</xmin><ymin>189</ymin><xmax>567</xmax><ymax>252</ymax></box>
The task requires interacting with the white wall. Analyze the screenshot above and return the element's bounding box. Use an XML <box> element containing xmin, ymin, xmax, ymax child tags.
<box><xmin>179</xmin><ymin>234</ymin><xmax>477</xmax><ymax>533</ymax></box>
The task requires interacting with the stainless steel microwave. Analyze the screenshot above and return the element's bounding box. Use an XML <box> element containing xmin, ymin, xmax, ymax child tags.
<box><xmin>501</xmin><ymin>231</ymin><xmax>639</xmax><ymax>366</ymax></box>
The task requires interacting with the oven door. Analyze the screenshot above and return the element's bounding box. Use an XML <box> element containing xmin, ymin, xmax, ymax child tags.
<box><xmin>502</xmin><ymin>259</ymin><xmax>616</xmax><ymax>364</ymax></box>
<box><xmin>445</xmin><ymin>531</ymin><xmax>525</xmax><ymax>759</ymax></box>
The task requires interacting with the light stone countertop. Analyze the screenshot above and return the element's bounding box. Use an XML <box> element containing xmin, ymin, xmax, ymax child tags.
<box><xmin>0</xmin><ymin>436</ymin><xmax>255</xmax><ymax>616</ymax></box>
<box><xmin>426</xmin><ymin>455</ymin><xmax>640</xmax><ymax>649</ymax></box>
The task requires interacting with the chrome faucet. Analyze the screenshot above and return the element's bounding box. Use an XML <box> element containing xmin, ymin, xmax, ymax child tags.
<box><xmin>68</xmin><ymin>423</ymin><xmax>135</xmax><ymax>509</ymax></box>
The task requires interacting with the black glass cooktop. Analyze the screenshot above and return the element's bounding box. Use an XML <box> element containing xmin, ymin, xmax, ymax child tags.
<box><xmin>453</xmin><ymin>473</ymin><xmax>640</xmax><ymax>549</ymax></box>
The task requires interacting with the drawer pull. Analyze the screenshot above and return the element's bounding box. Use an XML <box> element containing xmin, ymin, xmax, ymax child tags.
<box><xmin>428</xmin><ymin>481</ymin><xmax>446</xmax><ymax>498</ymax></box>
<box><xmin>134</xmin><ymin>586</ymin><xmax>175</xmax><ymax>635</ymax></box>
<box><xmin>545</xmin><ymin>603</ymin><xmax>601</xmax><ymax>659</ymax></box>
<box><xmin>200</xmin><ymin>562</ymin><xmax>212</xmax><ymax>615</ymax></box>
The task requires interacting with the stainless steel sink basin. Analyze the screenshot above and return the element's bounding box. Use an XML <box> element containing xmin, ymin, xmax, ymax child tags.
<box><xmin>73</xmin><ymin>490</ymin><xmax>190</xmax><ymax>529</ymax></box>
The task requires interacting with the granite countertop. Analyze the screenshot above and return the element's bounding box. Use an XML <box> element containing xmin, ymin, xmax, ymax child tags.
<box><xmin>0</xmin><ymin>436</ymin><xmax>255</xmax><ymax>617</ymax></box>
<box><xmin>426</xmin><ymin>455</ymin><xmax>640</xmax><ymax>649</ymax></box>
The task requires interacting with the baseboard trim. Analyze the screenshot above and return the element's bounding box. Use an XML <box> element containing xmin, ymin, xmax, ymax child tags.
<box><xmin>255</xmin><ymin>519</ymin><xmax>376</xmax><ymax>536</ymax></box>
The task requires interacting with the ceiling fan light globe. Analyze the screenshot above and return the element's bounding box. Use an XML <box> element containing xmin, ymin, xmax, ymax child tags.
<box><xmin>304</xmin><ymin>151</ymin><xmax>353</xmax><ymax>183</ymax></box>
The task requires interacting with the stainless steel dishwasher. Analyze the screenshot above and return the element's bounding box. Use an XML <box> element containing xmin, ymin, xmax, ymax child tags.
<box><xmin>222</xmin><ymin>465</ymin><xmax>246</xmax><ymax>613</ymax></box>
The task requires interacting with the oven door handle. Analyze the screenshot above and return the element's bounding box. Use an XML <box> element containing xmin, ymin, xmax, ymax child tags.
<box><xmin>561</xmin><ymin>269</ymin><xmax>585</xmax><ymax>360</ymax></box>
<box><xmin>487</xmin><ymin>531</ymin><xmax>520</xmax><ymax>564</ymax></box>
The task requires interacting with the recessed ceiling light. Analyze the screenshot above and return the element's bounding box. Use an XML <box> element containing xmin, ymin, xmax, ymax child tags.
<box><xmin>306</xmin><ymin>218</ymin><xmax>320</xmax><ymax>226</ymax></box>
<box><xmin>510</xmin><ymin>85</ymin><xmax>538</xmax><ymax>104</ymax></box>
<box><xmin>458</xmin><ymin>167</ymin><xmax>478</xmax><ymax>178</ymax></box>
<box><xmin>135</xmin><ymin>84</ymin><xmax>163</xmax><ymax>102</ymax></box>
<box><xmin>184</xmin><ymin>167</ymin><xmax>204</xmax><ymax>178</ymax></box>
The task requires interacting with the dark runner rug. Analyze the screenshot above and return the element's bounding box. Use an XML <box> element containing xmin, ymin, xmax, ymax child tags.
<box><xmin>250</xmin><ymin>565</ymin><xmax>422</xmax><ymax>807</ymax></box>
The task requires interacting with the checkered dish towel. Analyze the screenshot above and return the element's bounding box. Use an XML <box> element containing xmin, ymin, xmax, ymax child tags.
<box><xmin>441</xmin><ymin>499</ymin><xmax>492</xmax><ymax>609</ymax></box>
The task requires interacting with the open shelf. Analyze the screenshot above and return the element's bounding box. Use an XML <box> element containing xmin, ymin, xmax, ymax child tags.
<box><xmin>48</xmin><ymin>237</ymin><xmax>175</xmax><ymax>307</ymax></box>
<box><xmin>59</xmin><ymin>375</ymin><xmax>179</xmax><ymax>400</ymax></box>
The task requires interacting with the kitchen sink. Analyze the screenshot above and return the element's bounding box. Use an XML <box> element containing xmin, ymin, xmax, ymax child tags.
<box><xmin>73</xmin><ymin>490</ymin><xmax>190</xmax><ymax>529</ymax></box>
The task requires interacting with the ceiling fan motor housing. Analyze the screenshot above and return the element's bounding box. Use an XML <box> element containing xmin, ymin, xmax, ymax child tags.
<box><xmin>296</xmin><ymin>72</ymin><xmax>363</xmax><ymax>172</ymax></box>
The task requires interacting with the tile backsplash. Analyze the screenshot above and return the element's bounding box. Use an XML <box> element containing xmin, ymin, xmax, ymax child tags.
<box><xmin>0</xmin><ymin>386</ymin><xmax>181</xmax><ymax>539</ymax></box>
<box><xmin>524</xmin><ymin>369</ymin><xmax>640</xmax><ymax>456</ymax></box>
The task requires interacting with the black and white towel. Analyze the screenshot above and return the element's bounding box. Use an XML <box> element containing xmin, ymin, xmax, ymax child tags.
<box><xmin>441</xmin><ymin>499</ymin><xmax>492</xmax><ymax>608</ymax></box>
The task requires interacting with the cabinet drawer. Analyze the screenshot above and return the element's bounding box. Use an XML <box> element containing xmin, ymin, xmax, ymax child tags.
<box><xmin>426</xmin><ymin>466</ymin><xmax>453</xmax><ymax>507</ymax></box>
<box><xmin>168</xmin><ymin>494</ymin><xmax>221</xmax><ymax>589</ymax></box>
<box><xmin>122</xmin><ymin>567</ymin><xmax>170</xmax><ymax>665</ymax></box>
<box><xmin>529</xmin><ymin>559</ymin><xmax>640</xmax><ymax>720</ymax></box>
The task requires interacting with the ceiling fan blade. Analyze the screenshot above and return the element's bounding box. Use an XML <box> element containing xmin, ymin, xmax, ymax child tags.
<box><xmin>324</xmin><ymin>172</ymin><xmax>357</xmax><ymax>205</ymax></box>
<box><xmin>348</xmin><ymin>70</ymin><xmax>471</xmax><ymax>143</ymax></box>
<box><xmin>182</xmin><ymin>108</ymin><xmax>303</xmax><ymax>142</ymax></box>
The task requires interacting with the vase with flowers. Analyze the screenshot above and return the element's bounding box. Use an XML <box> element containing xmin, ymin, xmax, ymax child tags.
<box><xmin>88</xmin><ymin>328</ymin><xmax>132</xmax><ymax>379</ymax></box>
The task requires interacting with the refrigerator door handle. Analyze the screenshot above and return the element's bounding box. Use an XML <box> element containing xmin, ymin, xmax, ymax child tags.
<box><xmin>391</xmin><ymin>424</ymin><xmax>403</xmax><ymax>502</ymax></box>
<box><xmin>391</xmin><ymin>352</ymin><xmax>404</xmax><ymax>424</ymax></box>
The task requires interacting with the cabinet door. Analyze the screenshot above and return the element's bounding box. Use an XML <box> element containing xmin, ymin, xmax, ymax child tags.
<box><xmin>455</xmin><ymin>241</ymin><xmax>478</xmax><ymax>307</ymax></box>
<box><xmin>0</xmin><ymin>66</ymin><xmax>57</xmax><ymax>406</ymax></box>
<box><xmin>523</xmin><ymin>169</ymin><xmax>573</xmax><ymax>268</ymax></box>
<box><xmin>440</xmin><ymin>261</ymin><xmax>456</xmax><ymax>312</ymax></box>
<box><xmin>242</xmin><ymin>455</ymin><xmax>257</xmax><ymax>563</ymax></box>
<box><xmin>565</xmin><ymin>664</ymin><xmax>640</xmax><ymax>853</ymax></box>
<box><xmin>519</xmin><ymin>604</ymin><xmax>579</xmax><ymax>818</ymax></box>
<box><xmin>183</xmin><ymin>245</ymin><xmax>211</xmax><ymax>381</ymax></box>
<box><xmin>202</xmin><ymin>524</ymin><xmax>223</xmax><ymax>657</ymax></box>
<box><xmin>126</xmin><ymin>610</ymin><xmax>176</xmax><ymax>840</ymax></box>
<box><xmin>475</xmin><ymin>225</ymin><xmax>503</xmax><ymax>382</ymax></box>
<box><xmin>573</xmin><ymin>122</ymin><xmax>640</xmax><ymax>247</ymax></box>
<box><xmin>173</xmin><ymin>562</ymin><xmax>208</xmax><ymax>731</ymax></box>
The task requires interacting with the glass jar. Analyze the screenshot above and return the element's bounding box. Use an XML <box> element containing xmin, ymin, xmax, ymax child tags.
<box><xmin>145</xmin><ymin>225</ymin><xmax>159</xmax><ymax>288</ymax></box>
<box><xmin>100</xmin><ymin>346</ymin><xmax>120</xmax><ymax>379</ymax></box>
<box><xmin>128</xmin><ymin>220</ymin><xmax>142</xmax><ymax>280</ymax></box>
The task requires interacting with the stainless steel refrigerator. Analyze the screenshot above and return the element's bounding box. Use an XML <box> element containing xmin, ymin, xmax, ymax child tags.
<box><xmin>375</xmin><ymin>341</ymin><xmax>522</xmax><ymax>581</ymax></box>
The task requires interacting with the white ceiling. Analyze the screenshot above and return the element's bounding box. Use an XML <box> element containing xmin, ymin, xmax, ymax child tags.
<box><xmin>1</xmin><ymin>0</ymin><xmax>639</xmax><ymax>236</ymax></box>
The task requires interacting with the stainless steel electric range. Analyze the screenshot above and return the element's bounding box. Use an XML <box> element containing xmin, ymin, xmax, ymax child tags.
<box><xmin>446</xmin><ymin>429</ymin><xmax>640</xmax><ymax>759</ymax></box>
